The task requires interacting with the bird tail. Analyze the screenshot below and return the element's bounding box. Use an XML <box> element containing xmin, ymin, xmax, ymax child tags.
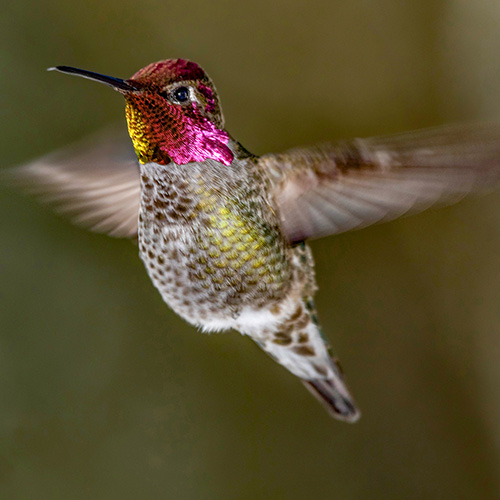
<box><xmin>302</xmin><ymin>377</ymin><xmax>361</xmax><ymax>422</ymax></box>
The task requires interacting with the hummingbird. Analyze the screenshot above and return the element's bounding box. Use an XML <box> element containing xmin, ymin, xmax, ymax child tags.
<box><xmin>9</xmin><ymin>59</ymin><xmax>500</xmax><ymax>421</ymax></box>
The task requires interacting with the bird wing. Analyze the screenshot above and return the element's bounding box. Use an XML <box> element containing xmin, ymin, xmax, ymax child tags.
<box><xmin>6</xmin><ymin>128</ymin><xmax>140</xmax><ymax>238</ymax></box>
<box><xmin>260</xmin><ymin>124</ymin><xmax>500</xmax><ymax>243</ymax></box>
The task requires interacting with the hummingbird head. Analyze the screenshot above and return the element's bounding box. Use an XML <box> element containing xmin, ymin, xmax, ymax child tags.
<box><xmin>50</xmin><ymin>59</ymin><xmax>233</xmax><ymax>166</ymax></box>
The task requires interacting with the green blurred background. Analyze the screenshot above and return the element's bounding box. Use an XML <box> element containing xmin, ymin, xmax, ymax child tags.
<box><xmin>2</xmin><ymin>1</ymin><xmax>500</xmax><ymax>498</ymax></box>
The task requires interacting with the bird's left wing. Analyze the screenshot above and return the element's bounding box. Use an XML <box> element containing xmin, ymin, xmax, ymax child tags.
<box><xmin>5</xmin><ymin>128</ymin><xmax>140</xmax><ymax>238</ymax></box>
<box><xmin>260</xmin><ymin>124</ymin><xmax>500</xmax><ymax>243</ymax></box>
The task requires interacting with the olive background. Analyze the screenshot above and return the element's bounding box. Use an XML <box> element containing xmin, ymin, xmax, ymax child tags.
<box><xmin>1</xmin><ymin>1</ymin><xmax>500</xmax><ymax>498</ymax></box>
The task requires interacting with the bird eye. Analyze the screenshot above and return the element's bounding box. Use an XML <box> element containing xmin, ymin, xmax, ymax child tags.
<box><xmin>173</xmin><ymin>87</ymin><xmax>190</xmax><ymax>103</ymax></box>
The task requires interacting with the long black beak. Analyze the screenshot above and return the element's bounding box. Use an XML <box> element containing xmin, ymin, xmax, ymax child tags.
<box><xmin>48</xmin><ymin>66</ymin><xmax>137</xmax><ymax>92</ymax></box>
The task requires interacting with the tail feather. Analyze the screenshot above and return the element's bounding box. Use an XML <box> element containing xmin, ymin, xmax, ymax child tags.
<box><xmin>302</xmin><ymin>378</ymin><xmax>361</xmax><ymax>422</ymax></box>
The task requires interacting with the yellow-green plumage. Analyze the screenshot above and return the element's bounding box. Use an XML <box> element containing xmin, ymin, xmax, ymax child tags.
<box><xmin>138</xmin><ymin>154</ymin><xmax>292</xmax><ymax>322</ymax></box>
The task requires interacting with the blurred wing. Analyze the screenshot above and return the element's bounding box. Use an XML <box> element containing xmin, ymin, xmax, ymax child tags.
<box><xmin>5</xmin><ymin>128</ymin><xmax>140</xmax><ymax>238</ymax></box>
<box><xmin>261</xmin><ymin>124</ymin><xmax>500</xmax><ymax>243</ymax></box>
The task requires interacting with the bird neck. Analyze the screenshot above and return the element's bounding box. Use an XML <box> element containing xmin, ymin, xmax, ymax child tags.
<box><xmin>138</xmin><ymin>139</ymin><xmax>258</xmax><ymax>226</ymax></box>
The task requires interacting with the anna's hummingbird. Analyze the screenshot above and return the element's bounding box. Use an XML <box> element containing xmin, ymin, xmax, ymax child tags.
<box><xmin>11</xmin><ymin>59</ymin><xmax>500</xmax><ymax>421</ymax></box>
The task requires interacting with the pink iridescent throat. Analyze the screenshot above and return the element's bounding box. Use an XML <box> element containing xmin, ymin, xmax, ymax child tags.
<box><xmin>125</xmin><ymin>90</ymin><xmax>233</xmax><ymax>166</ymax></box>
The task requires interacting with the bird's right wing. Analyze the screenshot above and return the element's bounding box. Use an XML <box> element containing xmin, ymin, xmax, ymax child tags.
<box><xmin>5</xmin><ymin>128</ymin><xmax>141</xmax><ymax>238</ymax></box>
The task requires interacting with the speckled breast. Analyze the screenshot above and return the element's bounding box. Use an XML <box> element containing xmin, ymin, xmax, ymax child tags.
<box><xmin>137</xmin><ymin>159</ymin><xmax>293</xmax><ymax>327</ymax></box>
